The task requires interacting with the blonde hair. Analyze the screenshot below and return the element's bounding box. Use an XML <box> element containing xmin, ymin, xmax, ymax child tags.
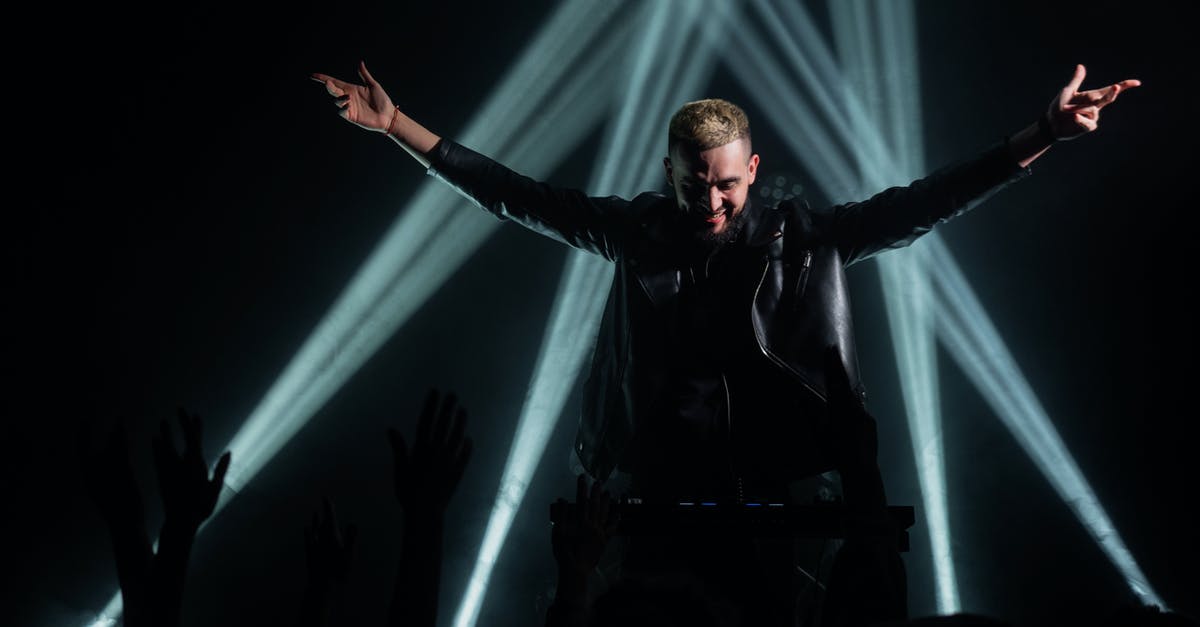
<box><xmin>667</xmin><ymin>98</ymin><xmax>752</xmax><ymax>155</ymax></box>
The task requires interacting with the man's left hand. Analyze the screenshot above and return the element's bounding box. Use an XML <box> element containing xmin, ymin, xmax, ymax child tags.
<box><xmin>1047</xmin><ymin>64</ymin><xmax>1140</xmax><ymax>140</ymax></box>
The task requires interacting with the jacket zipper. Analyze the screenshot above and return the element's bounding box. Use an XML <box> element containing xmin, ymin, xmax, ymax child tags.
<box><xmin>720</xmin><ymin>371</ymin><xmax>742</xmax><ymax>503</ymax></box>
<box><xmin>792</xmin><ymin>249</ymin><xmax>813</xmax><ymax>311</ymax></box>
<box><xmin>752</xmin><ymin>256</ymin><xmax>827</xmax><ymax>402</ymax></box>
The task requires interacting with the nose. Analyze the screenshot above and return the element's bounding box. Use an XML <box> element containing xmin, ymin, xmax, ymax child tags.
<box><xmin>708</xmin><ymin>186</ymin><xmax>723</xmax><ymax>212</ymax></box>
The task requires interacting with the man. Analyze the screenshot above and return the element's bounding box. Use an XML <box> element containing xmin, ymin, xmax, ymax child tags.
<box><xmin>310</xmin><ymin>62</ymin><xmax>1137</xmax><ymax>504</ymax></box>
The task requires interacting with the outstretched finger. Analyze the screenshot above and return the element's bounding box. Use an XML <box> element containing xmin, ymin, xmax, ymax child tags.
<box><xmin>313</xmin><ymin>74</ymin><xmax>350</xmax><ymax>97</ymax></box>
<box><xmin>310</xmin><ymin>72</ymin><xmax>343</xmax><ymax>87</ymax></box>
<box><xmin>1098</xmin><ymin>80</ymin><xmax>1140</xmax><ymax>108</ymax></box>
<box><xmin>1064</xmin><ymin>63</ymin><xmax>1087</xmax><ymax>95</ymax></box>
<box><xmin>358</xmin><ymin>60</ymin><xmax>378</xmax><ymax>86</ymax></box>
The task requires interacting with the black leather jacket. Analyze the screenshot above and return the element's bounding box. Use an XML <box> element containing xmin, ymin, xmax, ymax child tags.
<box><xmin>428</xmin><ymin>138</ymin><xmax>1030</xmax><ymax>480</ymax></box>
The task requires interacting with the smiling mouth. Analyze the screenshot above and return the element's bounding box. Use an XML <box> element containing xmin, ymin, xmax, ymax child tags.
<box><xmin>703</xmin><ymin>208</ymin><xmax>726</xmax><ymax>225</ymax></box>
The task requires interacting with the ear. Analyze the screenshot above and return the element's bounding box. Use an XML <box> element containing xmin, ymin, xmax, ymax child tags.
<box><xmin>746</xmin><ymin>153</ymin><xmax>760</xmax><ymax>186</ymax></box>
<box><xmin>663</xmin><ymin>156</ymin><xmax>674</xmax><ymax>187</ymax></box>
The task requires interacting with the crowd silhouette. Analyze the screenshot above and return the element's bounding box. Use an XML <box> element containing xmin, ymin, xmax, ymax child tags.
<box><xmin>79</xmin><ymin>364</ymin><xmax>1197</xmax><ymax>626</ymax></box>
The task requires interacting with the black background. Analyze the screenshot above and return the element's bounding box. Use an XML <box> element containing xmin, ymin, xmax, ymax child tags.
<box><xmin>9</xmin><ymin>1</ymin><xmax>1197</xmax><ymax>626</ymax></box>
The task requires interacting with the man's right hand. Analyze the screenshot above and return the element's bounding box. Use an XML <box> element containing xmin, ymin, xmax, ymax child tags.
<box><xmin>311</xmin><ymin>61</ymin><xmax>397</xmax><ymax>134</ymax></box>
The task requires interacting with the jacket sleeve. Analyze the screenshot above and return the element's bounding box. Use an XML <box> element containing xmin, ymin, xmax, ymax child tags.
<box><xmin>825</xmin><ymin>140</ymin><xmax>1032</xmax><ymax>267</ymax></box>
<box><xmin>425</xmin><ymin>138</ymin><xmax>640</xmax><ymax>261</ymax></box>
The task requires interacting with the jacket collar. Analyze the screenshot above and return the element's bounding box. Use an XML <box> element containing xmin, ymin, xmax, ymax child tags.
<box><xmin>741</xmin><ymin>197</ymin><xmax>788</xmax><ymax>248</ymax></box>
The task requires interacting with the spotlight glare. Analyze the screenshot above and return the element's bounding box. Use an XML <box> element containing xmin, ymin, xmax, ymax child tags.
<box><xmin>928</xmin><ymin>236</ymin><xmax>1166</xmax><ymax>609</ymax></box>
<box><xmin>451</xmin><ymin>3</ymin><xmax>714</xmax><ymax>624</ymax></box>
<box><xmin>91</xmin><ymin>2</ymin><xmax>635</xmax><ymax>622</ymax></box>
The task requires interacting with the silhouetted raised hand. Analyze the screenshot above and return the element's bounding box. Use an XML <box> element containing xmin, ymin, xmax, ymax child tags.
<box><xmin>546</xmin><ymin>474</ymin><xmax>620</xmax><ymax>627</ymax></box>
<box><xmin>298</xmin><ymin>497</ymin><xmax>358</xmax><ymax>627</ymax></box>
<box><xmin>81</xmin><ymin>409</ymin><xmax>232</xmax><ymax>627</ymax></box>
<box><xmin>305</xmin><ymin>497</ymin><xmax>357</xmax><ymax>585</ymax></box>
<box><xmin>387</xmin><ymin>388</ymin><xmax>474</xmax><ymax>627</ymax></box>
<box><xmin>387</xmin><ymin>388</ymin><xmax>473</xmax><ymax>517</ymax></box>
<box><xmin>149</xmin><ymin>409</ymin><xmax>231</xmax><ymax>627</ymax></box>
<box><xmin>151</xmin><ymin>408</ymin><xmax>230</xmax><ymax>531</ymax></box>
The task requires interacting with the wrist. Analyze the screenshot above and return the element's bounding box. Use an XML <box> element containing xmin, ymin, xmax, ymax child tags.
<box><xmin>384</xmin><ymin>106</ymin><xmax>402</xmax><ymax>137</ymax></box>
<box><xmin>1037</xmin><ymin>112</ymin><xmax>1059</xmax><ymax>144</ymax></box>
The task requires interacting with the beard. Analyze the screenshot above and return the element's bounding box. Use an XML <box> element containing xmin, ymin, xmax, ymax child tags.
<box><xmin>689</xmin><ymin>205</ymin><xmax>748</xmax><ymax>250</ymax></box>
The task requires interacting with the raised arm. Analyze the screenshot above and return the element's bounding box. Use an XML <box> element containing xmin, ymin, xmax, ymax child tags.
<box><xmin>80</xmin><ymin>422</ymin><xmax>154</xmax><ymax>627</ymax></box>
<box><xmin>386</xmin><ymin>388</ymin><xmax>473</xmax><ymax>627</ymax></box>
<box><xmin>311</xmin><ymin>61</ymin><xmax>651</xmax><ymax>261</ymax></box>
<box><xmin>311</xmin><ymin>61</ymin><xmax>441</xmax><ymax>168</ymax></box>
<box><xmin>297</xmin><ymin>497</ymin><xmax>357</xmax><ymax>627</ymax></box>
<box><xmin>545</xmin><ymin>474</ymin><xmax>619</xmax><ymax>627</ymax></box>
<box><xmin>149</xmin><ymin>410</ymin><xmax>231</xmax><ymax>627</ymax></box>
<box><xmin>827</xmin><ymin>64</ymin><xmax>1140</xmax><ymax>266</ymax></box>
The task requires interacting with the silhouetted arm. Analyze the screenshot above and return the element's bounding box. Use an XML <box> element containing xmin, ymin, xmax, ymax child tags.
<box><xmin>148</xmin><ymin>410</ymin><xmax>230</xmax><ymax>627</ymax></box>
<box><xmin>545</xmin><ymin>474</ymin><xmax>619</xmax><ymax>627</ymax></box>
<box><xmin>387</xmin><ymin>388</ymin><xmax>473</xmax><ymax>627</ymax></box>
<box><xmin>81</xmin><ymin>422</ymin><xmax>154</xmax><ymax>627</ymax></box>
<box><xmin>297</xmin><ymin>497</ymin><xmax>357</xmax><ymax>627</ymax></box>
